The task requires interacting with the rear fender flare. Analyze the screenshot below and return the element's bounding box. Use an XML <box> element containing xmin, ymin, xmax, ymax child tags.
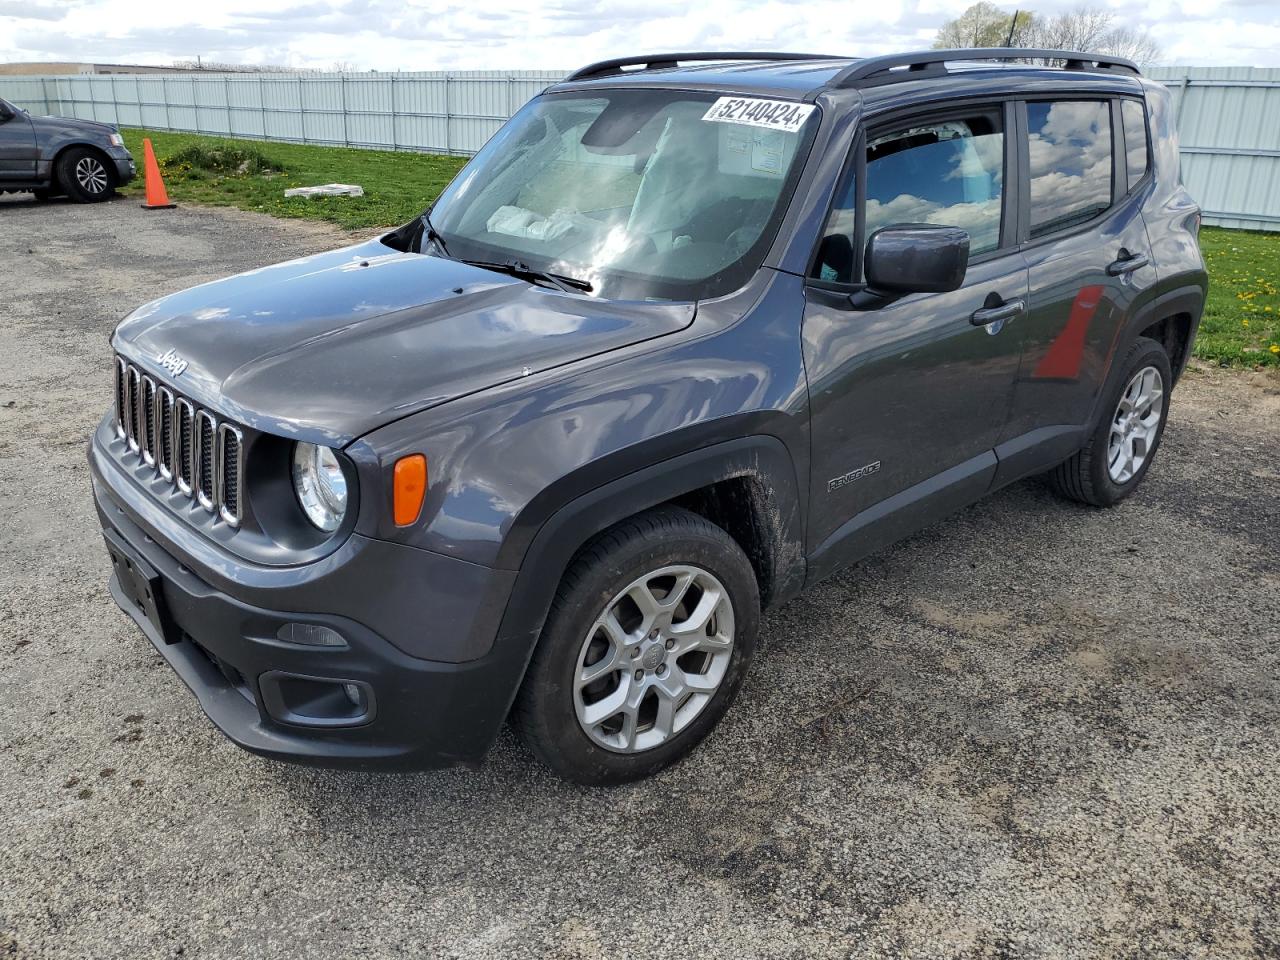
<box><xmin>1091</xmin><ymin>282</ymin><xmax>1205</xmax><ymax>425</ymax></box>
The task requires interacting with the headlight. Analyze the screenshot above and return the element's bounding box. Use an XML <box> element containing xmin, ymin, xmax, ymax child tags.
<box><xmin>292</xmin><ymin>442</ymin><xmax>348</xmax><ymax>532</ymax></box>
<box><xmin>108</xmin><ymin>133</ymin><xmax>124</xmax><ymax>147</ymax></box>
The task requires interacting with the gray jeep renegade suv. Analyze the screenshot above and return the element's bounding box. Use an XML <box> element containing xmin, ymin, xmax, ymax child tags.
<box><xmin>0</xmin><ymin>97</ymin><xmax>136</xmax><ymax>201</ymax></box>
<box><xmin>91</xmin><ymin>49</ymin><xmax>1207</xmax><ymax>784</ymax></box>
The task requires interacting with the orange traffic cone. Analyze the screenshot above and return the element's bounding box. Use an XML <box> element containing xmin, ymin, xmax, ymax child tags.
<box><xmin>140</xmin><ymin>138</ymin><xmax>176</xmax><ymax>210</ymax></box>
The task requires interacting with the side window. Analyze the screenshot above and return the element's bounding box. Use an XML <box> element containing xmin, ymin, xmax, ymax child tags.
<box><xmin>1121</xmin><ymin>99</ymin><xmax>1150</xmax><ymax>187</ymax></box>
<box><xmin>812</xmin><ymin>165</ymin><xmax>857</xmax><ymax>283</ymax></box>
<box><xmin>865</xmin><ymin>113</ymin><xmax>1004</xmax><ymax>257</ymax></box>
<box><xmin>1027</xmin><ymin>100</ymin><xmax>1113</xmax><ymax>239</ymax></box>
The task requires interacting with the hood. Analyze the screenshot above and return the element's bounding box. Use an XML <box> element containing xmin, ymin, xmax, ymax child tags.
<box><xmin>113</xmin><ymin>238</ymin><xmax>695</xmax><ymax>446</ymax></box>
<box><xmin>36</xmin><ymin>114</ymin><xmax>118</xmax><ymax>136</ymax></box>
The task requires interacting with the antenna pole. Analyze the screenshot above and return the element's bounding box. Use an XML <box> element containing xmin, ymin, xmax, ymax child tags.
<box><xmin>1004</xmin><ymin>11</ymin><xmax>1020</xmax><ymax>47</ymax></box>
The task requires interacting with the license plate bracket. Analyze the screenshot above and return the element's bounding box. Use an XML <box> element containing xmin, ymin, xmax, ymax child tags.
<box><xmin>104</xmin><ymin>529</ymin><xmax>178</xmax><ymax>644</ymax></box>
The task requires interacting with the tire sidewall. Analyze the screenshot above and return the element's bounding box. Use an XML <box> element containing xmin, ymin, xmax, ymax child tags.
<box><xmin>527</xmin><ymin>522</ymin><xmax>760</xmax><ymax>784</ymax></box>
<box><xmin>1087</xmin><ymin>338</ymin><xmax>1173</xmax><ymax>504</ymax></box>
<box><xmin>58</xmin><ymin>148</ymin><xmax>115</xmax><ymax>203</ymax></box>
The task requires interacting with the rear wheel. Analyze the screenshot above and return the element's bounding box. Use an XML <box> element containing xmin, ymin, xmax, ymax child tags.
<box><xmin>1048</xmin><ymin>336</ymin><xmax>1172</xmax><ymax>506</ymax></box>
<box><xmin>513</xmin><ymin>506</ymin><xmax>760</xmax><ymax>785</ymax></box>
<box><xmin>56</xmin><ymin>147</ymin><xmax>115</xmax><ymax>202</ymax></box>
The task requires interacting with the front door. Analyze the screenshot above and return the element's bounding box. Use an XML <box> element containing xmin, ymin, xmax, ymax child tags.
<box><xmin>802</xmin><ymin>102</ymin><xmax>1026</xmax><ymax>577</ymax></box>
<box><xmin>0</xmin><ymin>100</ymin><xmax>37</xmax><ymax>181</ymax></box>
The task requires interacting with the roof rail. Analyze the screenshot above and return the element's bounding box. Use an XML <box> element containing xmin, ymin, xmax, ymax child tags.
<box><xmin>566</xmin><ymin>52</ymin><xmax>842</xmax><ymax>83</ymax></box>
<box><xmin>829</xmin><ymin>47</ymin><xmax>1140</xmax><ymax>88</ymax></box>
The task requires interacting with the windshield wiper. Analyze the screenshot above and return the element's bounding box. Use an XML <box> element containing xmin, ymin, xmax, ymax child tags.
<box><xmin>460</xmin><ymin>258</ymin><xmax>593</xmax><ymax>294</ymax></box>
<box><xmin>420</xmin><ymin>211</ymin><xmax>451</xmax><ymax>258</ymax></box>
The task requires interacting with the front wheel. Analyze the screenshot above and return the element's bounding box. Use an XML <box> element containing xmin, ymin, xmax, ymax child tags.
<box><xmin>56</xmin><ymin>147</ymin><xmax>115</xmax><ymax>203</ymax></box>
<box><xmin>1048</xmin><ymin>336</ymin><xmax>1173</xmax><ymax>506</ymax></box>
<box><xmin>513</xmin><ymin>506</ymin><xmax>760</xmax><ymax>785</ymax></box>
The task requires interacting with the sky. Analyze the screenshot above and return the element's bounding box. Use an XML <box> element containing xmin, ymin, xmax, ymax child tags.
<box><xmin>1</xmin><ymin>0</ymin><xmax>1278</xmax><ymax>71</ymax></box>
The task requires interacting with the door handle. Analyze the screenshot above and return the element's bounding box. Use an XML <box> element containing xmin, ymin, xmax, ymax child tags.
<box><xmin>1107</xmin><ymin>251</ymin><xmax>1150</xmax><ymax>276</ymax></box>
<box><xmin>970</xmin><ymin>297</ymin><xmax>1025</xmax><ymax>326</ymax></box>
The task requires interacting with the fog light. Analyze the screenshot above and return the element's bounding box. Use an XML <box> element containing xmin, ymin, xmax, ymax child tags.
<box><xmin>258</xmin><ymin>672</ymin><xmax>375</xmax><ymax>727</ymax></box>
<box><xmin>276</xmin><ymin>622</ymin><xmax>346</xmax><ymax>647</ymax></box>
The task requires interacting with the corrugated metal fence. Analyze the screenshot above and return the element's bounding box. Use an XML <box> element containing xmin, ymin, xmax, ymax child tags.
<box><xmin>0</xmin><ymin>71</ymin><xmax>564</xmax><ymax>156</ymax></box>
<box><xmin>3</xmin><ymin>66</ymin><xmax>1279</xmax><ymax>230</ymax></box>
<box><xmin>1147</xmin><ymin>67</ymin><xmax>1280</xmax><ymax>231</ymax></box>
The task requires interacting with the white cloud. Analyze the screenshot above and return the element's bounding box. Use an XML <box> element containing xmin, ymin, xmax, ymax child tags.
<box><xmin>0</xmin><ymin>0</ymin><xmax>1277</xmax><ymax>68</ymax></box>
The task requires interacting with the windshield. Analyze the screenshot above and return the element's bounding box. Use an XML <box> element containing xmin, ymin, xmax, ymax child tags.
<box><xmin>423</xmin><ymin>89</ymin><xmax>818</xmax><ymax>301</ymax></box>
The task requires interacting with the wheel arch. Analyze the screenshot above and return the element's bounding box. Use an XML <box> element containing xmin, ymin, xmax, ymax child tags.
<box><xmin>50</xmin><ymin>140</ymin><xmax>116</xmax><ymax>190</ymax></box>
<box><xmin>1098</xmin><ymin>282</ymin><xmax>1204</xmax><ymax>419</ymax></box>
<box><xmin>492</xmin><ymin>435</ymin><xmax>807</xmax><ymax>661</ymax></box>
<box><xmin>1138</xmin><ymin>310</ymin><xmax>1195</xmax><ymax>382</ymax></box>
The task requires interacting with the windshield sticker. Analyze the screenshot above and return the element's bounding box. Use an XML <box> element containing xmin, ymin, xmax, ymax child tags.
<box><xmin>702</xmin><ymin>97</ymin><xmax>815</xmax><ymax>133</ymax></box>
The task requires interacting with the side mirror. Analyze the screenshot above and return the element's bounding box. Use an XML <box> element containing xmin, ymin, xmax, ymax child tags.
<box><xmin>0</xmin><ymin>104</ymin><xmax>13</xmax><ymax>122</ymax></box>
<box><xmin>864</xmin><ymin>224</ymin><xmax>969</xmax><ymax>295</ymax></box>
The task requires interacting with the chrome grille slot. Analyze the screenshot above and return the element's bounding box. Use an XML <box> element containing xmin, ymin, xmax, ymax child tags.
<box><xmin>110</xmin><ymin>355</ymin><xmax>247</xmax><ymax>529</ymax></box>
<box><xmin>114</xmin><ymin>358</ymin><xmax>127</xmax><ymax>438</ymax></box>
<box><xmin>176</xmin><ymin>398</ymin><xmax>195</xmax><ymax>496</ymax></box>
<box><xmin>140</xmin><ymin>376</ymin><xmax>157</xmax><ymax>466</ymax></box>
<box><xmin>126</xmin><ymin>366</ymin><xmax>141</xmax><ymax>452</ymax></box>
<box><xmin>218</xmin><ymin>424</ymin><xmax>243</xmax><ymax>527</ymax></box>
<box><xmin>156</xmin><ymin>387</ymin><xmax>175</xmax><ymax>480</ymax></box>
<box><xmin>196</xmin><ymin>410</ymin><xmax>217</xmax><ymax>512</ymax></box>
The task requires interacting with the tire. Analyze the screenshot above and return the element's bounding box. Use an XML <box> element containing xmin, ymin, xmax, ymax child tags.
<box><xmin>1047</xmin><ymin>336</ymin><xmax>1173</xmax><ymax>507</ymax></box>
<box><xmin>56</xmin><ymin>147</ymin><xmax>115</xmax><ymax>203</ymax></box>
<box><xmin>513</xmin><ymin>505</ymin><xmax>760</xmax><ymax>785</ymax></box>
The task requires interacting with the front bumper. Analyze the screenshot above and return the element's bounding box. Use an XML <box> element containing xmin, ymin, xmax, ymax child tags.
<box><xmin>90</xmin><ymin>433</ymin><xmax>532</xmax><ymax>771</ymax></box>
<box><xmin>109</xmin><ymin>146</ymin><xmax>136</xmax><ymax>186</ymax></box>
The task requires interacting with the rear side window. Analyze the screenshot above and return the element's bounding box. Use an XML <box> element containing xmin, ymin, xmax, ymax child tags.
<box><xmin>1027</xmin><ymin>100</ymin><xmax>1113</xmax><ymax>239</ymax></box>
<box><xmin>865</xmin><ymin>113</ymin><xmax>1004</xmax><ymax>257</ymax></box>
<box><xmin>1121</xmin><ymin>99</ymin><xmax>1150</xmax><ymax>186</ymax></box>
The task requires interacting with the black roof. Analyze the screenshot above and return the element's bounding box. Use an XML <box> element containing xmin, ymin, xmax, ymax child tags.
<box><xmin>555</xmin><ymin>49</ymin><xmax>1142</xmax><ymax>101</ymax></box>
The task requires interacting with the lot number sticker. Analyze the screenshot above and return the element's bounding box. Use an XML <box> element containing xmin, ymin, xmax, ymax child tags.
<box><xmin>702</xmin><ymin>97</ymin><xmax>815</xmax><ymax>133</ymax></box>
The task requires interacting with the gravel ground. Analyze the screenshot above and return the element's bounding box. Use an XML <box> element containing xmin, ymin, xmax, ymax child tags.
<box><xmin>2</xmin><ymin>192</ymin><xmax>1278</xmax><ymax>960</ymax></box>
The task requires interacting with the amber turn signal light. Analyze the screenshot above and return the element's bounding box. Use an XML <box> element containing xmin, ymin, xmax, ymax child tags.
<box><xmin>393</xmin><ymin>454</ymin><xmax>427</xmax><ymax>526</ymax></box>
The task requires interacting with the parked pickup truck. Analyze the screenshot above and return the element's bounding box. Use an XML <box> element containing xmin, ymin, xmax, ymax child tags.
<box><xmin>91</xmin><ymin>48</ymin><xmax>1207</xmax><ymax>784</ymax></box>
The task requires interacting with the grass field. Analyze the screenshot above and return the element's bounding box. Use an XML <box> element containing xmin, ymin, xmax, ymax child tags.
<box><xmin>1197</xmin><ymin>227</ymin><xmax>1280</xmax><ymax>368</ymax></box>
<box><xmin>118</xmin><ymin>128</ymin><xmax>466</xmax><ymax>231</ymax></box>
<box><xmin>119</xmin><ymin>129</ymin><xmax>1279</xmax><ymax>367</ymax></box>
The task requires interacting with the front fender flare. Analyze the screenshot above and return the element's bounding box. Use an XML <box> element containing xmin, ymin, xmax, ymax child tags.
<box><xmin>491</xmin><ymin>433</ymin><xmax>806</xmax><ymax>665</ymax></box>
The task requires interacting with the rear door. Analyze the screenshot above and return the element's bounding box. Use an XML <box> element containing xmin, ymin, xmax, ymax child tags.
<box><xmin>802</xmin><ymin>100</ymin><xmax>1028</xmax><ymax>575</ymax></box>
<box><xmin>0</xmin><ymin>100</ymin><xmax>37</xmax><ymax>181</ymax></box>
<box><xmin>996</xmin><ymin>95</ymin><xmax>1157</xmax><ymax>479</ymax></box>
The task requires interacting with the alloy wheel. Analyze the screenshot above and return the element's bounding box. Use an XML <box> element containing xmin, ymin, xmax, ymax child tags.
<box><xmin>574</xmin><ymin>564</ymin><xmax>735</xmax><ymax>754</ymax></box>
<box><xmin>75</xmin><ymin>156</ymin><xmax>109</xmax><ymax>195</ymax></box>
<box><xmin>1108</xmin><ymin>365</ymin><xmax>1164</xmax><ymax>483</ymax></box>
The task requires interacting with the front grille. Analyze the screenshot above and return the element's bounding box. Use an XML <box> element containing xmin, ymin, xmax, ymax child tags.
<box><xmin>112</xmin><ymin>356</ymin><xmax>245</xmax><ymax>527</ymax></box>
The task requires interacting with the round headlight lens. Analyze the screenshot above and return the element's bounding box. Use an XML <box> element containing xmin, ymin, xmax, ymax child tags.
<box><xmin>292</xmin><ymin>442</ymin><xmax>348</xmax><ymax>532</ymax></box>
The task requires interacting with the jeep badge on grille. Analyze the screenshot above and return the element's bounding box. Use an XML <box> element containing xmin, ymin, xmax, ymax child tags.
<box><xmin>157</xmin><ymin>348</ymin><xmax>188</xmax><ymax>378</ymax></box>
